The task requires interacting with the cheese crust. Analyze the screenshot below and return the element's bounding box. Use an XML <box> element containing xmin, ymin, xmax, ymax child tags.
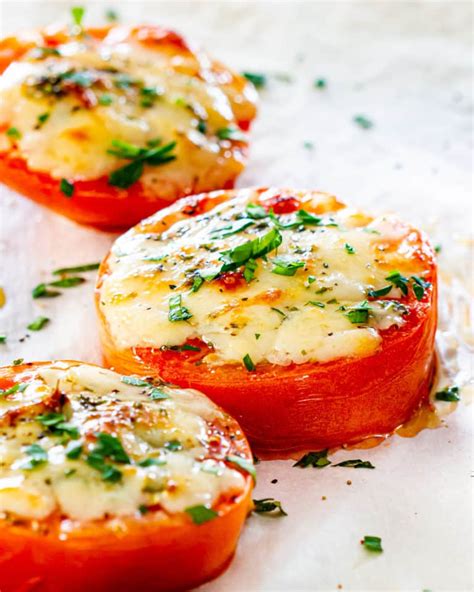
<box><xmin>97</xmin><ymin>187</ymin><xmax>434</xmax><ymax>367</ymax></box>
<box><xmin>0</xmin><ymin>25</ymin><xmax>257</xmax><ymax>201</ymax></box>
<box><xmin>0</xmin><ymin>361</ymin><xmax>250</xmax><ymax>523</ymax></box>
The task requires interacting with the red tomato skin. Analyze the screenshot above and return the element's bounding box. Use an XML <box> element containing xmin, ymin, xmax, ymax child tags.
<box><xmin>96</xmin><ymin>188</ymin><xmax>438</xmax><ymax>453</ymax></box>
<box><xmin>0</xmin><ymin>27</ymin><xmax>256</xmax><ymax>231</ymax></box>
<box><xmin>0</xmin><ymin>362</ymin><xmax>253</xmax><ymax>592</ymax></box>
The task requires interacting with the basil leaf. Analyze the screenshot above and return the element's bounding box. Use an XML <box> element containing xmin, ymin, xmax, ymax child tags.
<box><xmin>27</xmin><ymin>316</ymin><xmax>49</xmax><ymax>331</ymax></box>
<box><xmin>60</xmin><ymin>179</ymin><xmax>74</xmax><ymax>197</ymax></box>
<box><xmin>121</xmin><ymin>376</ymin><xmax>151</xmax><ymax>387</ymax></box>
<box><xmin>108</xmin><ymin>159</ymin><xmax>144</xmax><ymax>189</ymax></box>
<box><xmin>20</xmin><ymin>444</ymin><xmax>48</xmax><ymax>470</ymax></box>
<box><xmin>333</xmin><ymin>459</ymin><xmax>375</xmax><ymax>469</ymax></box>
<box><xmin>243</xmin><ymin>353</ymin><xmax>256</xmax><ymax>372</ymax></box>
<box><xmin>242</xmin><ymin>72</ymin><xmax>267</xmax><ymax>88</ymax></box>
<box><xmin>53</xmin><ymin>263</ymin><xmax>100</xmax><ymax>275</ymax></box>
<box><xmin>368</xmin><ymin>285</ymin><xmax>392</xmax><ymax>298</ymax></box>
<box><xmin>271</xmin><ymin>256</ymin><xmax>305</xmax><ymax>276</ymax></box>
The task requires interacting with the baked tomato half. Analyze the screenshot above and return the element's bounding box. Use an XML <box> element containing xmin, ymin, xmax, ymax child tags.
<box><xmin>0</xmin><ymin>361</ymin><xmax>254</xmax><ymax>592</ymax></box>
<box><xmin>96</xmin><ymin>187</ymin><xmax>437</xmax><ymax>453</ymax></box>
<box><xmin>0</xmin><ymin>21</ymin><xmax>257</xmax><ymax>230</ymax></box>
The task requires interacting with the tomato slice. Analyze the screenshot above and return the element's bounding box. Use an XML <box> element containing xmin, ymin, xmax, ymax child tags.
<box><xmin>0</xmin><ymin>362</ymin><xmax>253</xmax><ymax>592</ymax></box>
<box><xmin>0</xmin><ymin>26</ymin><xmax>256</xmax><ymax>230</ymax></box>
<box><xmin>96</xmin><ymin>188</ymin><xmax>438</xmax><ymax>453</ymax></box>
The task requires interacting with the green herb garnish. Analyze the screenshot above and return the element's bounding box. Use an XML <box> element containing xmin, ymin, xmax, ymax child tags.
<box><xmin>71</xmin><ymin>6</ymin><xmax>85</xmax><ymax>27</ymax></box>
<box><xmin>108</xmin><ymin>140</ymin><xmax>176</xmax><ymax>189</ymax></box>
<box><xmin>293</xmin><ymin>449</ymin><xmax>331</xmax><ymax>469</ymax></box>
<box><xmin>242</xmin><ymin>72</ymin><xmax>267</xmax><ymax>89</ymax></box>
<box><xmin>168</xmin><ymin>294</ymin><xmax>192</xmax><ymax>322</ymax></box>
<box><xmin>60</xmin><ymin>178</ymin><xmax>74</xmax><ymax>197</ymax></box>
<box><xmin>216</xmin><ymin>127</ymin><xmax>246</xmax><ymax>141</ymax></box>
<box><xmin>353</xmin><ymin>115</ymin><xmax>373</xmax><ymax>129</ymax></box>
<box><xmin>164</xmin><ymin>439</ymin><xmax>183</xmax><ymax>451</ymax></box>
<box><xmin>314</xmin><ymin>78</ymin><xmax>327</xmax><ymax>89</ymax></box>
<box><xmin>185</xmin><ymin>504</ymin><xmax>218</xmax><ymax>524</ymax></box>
<box><xmin>121</xmin><ymin>376</ymin><xmax>150</xmax><ymax>387</ymax></box>
<box><xmin>37</xmin><ymin>112</ymin><xmax>50</xmax><ymax>127</ymax></box>
<box><xmin>65</xmin><ymin>442</ymin><xmax>83</xmax><ymax>459</ymax></box>
<box><xmin>345</xmin><ymin>302</ymin><xmax>370</xmax><ymax>324</ymax></box>
<box><xmin>362</xmin><ymin>535</ymin><xmax>383</xmax><ymax>553</ymax></box>
<box><xmin>253</xmin><ymin>498</ymin><xmax>287</xmax><ymax>516</ymax></box>
<box><xmin>37</xmin><ymin>412</ymin><xmax>79</xmax><ymax>439</ymax></box>
<box><xmin>105</xmin><ymin>8</ymin><xmax>119</xmax><ymax>22</ymax></box>
<box><xmin>344</xmin><ymin>243</ymin><xmax>356</xmax><ymax>254</ymax></box>
<box><xmin>435</xmin><ymin>385</ymin><xmax>460</xmax><ymax>402</ymax></box>
<box><xmin>271</xmin><ymin>256</ymin><xmax>305</xmax><ymax>276</ymax></box>
<box><xmin>219</xmin><ymin>228</ymin><xmax>282</xmax><ymax>273</ymax></box>
<box><xmin>367</xmin><ymin>285</ymin><xmax>392</xmax><ymax>298</ymax></box>
<box><xmin>86</xmin><ymin>432</ymin><xmax>130</xmax><ymax>482</ymax></box>
<box><xmin>6</xmin><ymin>127</ymin><xmax>21</xmax><ymax>139</ymax></box>
<box><xmin>20</xmin><ymin>444</ymin><xmax>48</xmax><ymax>470</ymax></box>
<box><xmin>226</xmin><ymin>454</ymin><xmax>257</xmax><ymax>483</ymax></box>
<box><xmin>27</xmin><ymin>316</ymin><xmax>49</xmax><ymax>331</ymax></box>
<box><xmin>53</xmin><ymin>262</ymin><xmax>100</xmax><ymax>275</ymax></box>
<box><xmin>333</xmin><ymin>459</ymin><xmax>375</xmax><ymax>469</ymax></box>
<box><xmin>243</xmin><ymin>353</ymin><xmax>256</xmax><ymax>372</ymax></box>
<box><xmin>98</xmin><ymin>94</ymin><xmax>113</xmax><ymax>105</ymax></box>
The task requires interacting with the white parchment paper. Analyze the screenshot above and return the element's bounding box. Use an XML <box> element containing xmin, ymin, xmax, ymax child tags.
<box><xmin>0</xmin><ymin>1</ymin><xmax>472</xmax><ymax>591</ymax></box>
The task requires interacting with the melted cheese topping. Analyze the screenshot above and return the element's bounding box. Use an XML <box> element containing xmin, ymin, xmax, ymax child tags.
<box><xmin>98</xmin><ymin>188</ymin><xmax>432</xmax><ymax>367</ymax></box>
<box><xmin>0</xmin><ymin>362</ymin><xmax>248</xmax><ymax>522</ymax></box>
<box><xmin>0</xmin><ymin>26</ymin><xmax>256</xmax><ymax>198</ymax></box>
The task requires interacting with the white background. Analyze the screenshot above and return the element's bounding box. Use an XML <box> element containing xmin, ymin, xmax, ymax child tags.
<box><xmin>0</xmin><ymin>1</ymin><xmax>472</xmax><ymax>591</ymax></box>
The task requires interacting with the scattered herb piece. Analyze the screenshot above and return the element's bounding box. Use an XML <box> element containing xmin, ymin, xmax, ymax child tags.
<box><xmin>12</xmin><ymin>358</ymin><xmax>24</xmax><ymax>365</ymax></box>
<box><xmin>27</xmin><ymin>316</ymin><xmax>49</xmax><ymax>331</ymax></box>
<box><xmin>137</xmin><ymin>457</ymin><xmax>166</xmax><ymax>467</ymax></box>
<box><xmin>185</xmin><ymin>504</ymin><xmax>218</xmax><ymax>524</ymax></box>
<box><xmin>344</xmin><ymin>243</ymin><xmax>356</xmax><ymax>254</ymax></box>
<box><xmin>271</xmin><ymin>256</ymin><xmax>305</xmax><ymax>276</ymax></box>
<box><xmin>368</xmin><ymin>285</ymin><xmax>392</xmax><ymax>298</ymax></box>
<box><xmin>149</xmin><ymin>387</ymin><xmax>170</xmax><ymax>400</ymax></box>
<box><xmin>226</xmin><ymin>454</ymin><xmax>257</xmax><ymax>483</ymax></box>
<box><xmin>345</xmin><ymin>302</ymin><xmax>370</xmax><ymax>324</ymax></box>
<box><xmin>105</xmin><ymin>8</ymin><xmax>119</xmax><ymax>22</ymax></box>
<box><xmin>0</xmin><ymin>336</ymin><xmax>6</xmax><ymax>344</ymax></box>
<box><xmin>121</xmin><ymin>376</ymin><xmax>150</xmax><ymax>387</ymax></box>
<box><xmin>86</xmin><ymin>432</ymin><xmax>130</xmax><ymax>482</ymax></box>
<box><xmin>435</xmin><ymin>385</ymin><xmax>460</xmax><ymax>402</ymax></box>
<box><xmin>168</xmin><ymin>294</ymin><xmax>192</xmax><ymax>322</ymax></box>
<box><xmin>303</xmin><ymin>141</ymin><xmax>314</xmax><ymax>150</ymax></box>
<box><xmin>243</xmin><ymin>353</ymin><xmax>256</xmax><ymax>372</ymax></box>
<box><xmin>37</xmin><ymin>112</ymin><xmax>50</xmax><ymax>127</ymax></box>
<box><xmin>219</xmin><ymin>228</ymin><xmax>282</xmax><ymax>274</ymax></box>
<box><xmin>245</xmin><ymin>203</ymin><xmax>267</xmax><ymax>219</ymax></box>
<box><xmin>32</xmin><ymin>283</ymin><xmax>60</xmax><ymax>298</ymax></box>
<box><xmin>0</xmin><ymin>382</ymin><xmax>27</xmax><ymax>397</ymax></box>
<box><xmin>65</xmin><ymin>442</ymin><xmax>83</xmax><ymax>459</ymax></box>
<box><xmin>362</xmin><ymin>535</ymin><xmax>383</xmax><ymax>553</ymax></box>
<box><xmin>98</xmin><ymin>94</ymin><xmax>113</xmax><ymax>106</ymax></box>
<box><xmin>53</xmin><ymin>262</ymin><xmax>100</xmax><ymax>275</ymax></box>
<box><xmin>197</xmin><ymin>119</ymin><xmax>207</xmax><ymax>134</ymax></box>
<box><xmin>71</xmin><ymin>6</ymin><xmax>85</xmax><ymax>27</ymax></box>
<box><xmin>242</xmin><ymin>72</ymin><xmax>267</xmax><ymax>89</ymax></box>
<box><xmin>164</xmin><ymin>439</ymin><xmax>182</xmax><ymax>451</ymax></box>
<box><xmin>6</xmin><ymin>127</ymin><xmax>21</xmax><ymax>139</ymax></box>
<box><xmin>216</xmin><ymin>127</ymin><xmax>246</xmax><ymax>141</ymax></box>
<box><xmin>108</xmin><ymin>140</ymin><xmax>176</xmax><ymax>189</ymax></box>
<box><xmin>60</xmin><ymin>178</ymin><xmax>75</xmax><ymax>197</ymax></box>
<box><xmin>49</xmin><ymin>277</ymin><xmax>85</xmax><ymax>288</ymax></box>
<box><xmin>353</xmin><ymin>115</ymin><xmax>373</xmax><ymax>129</ymax></box>
<box><xmin>20</xmin><ymin>444</ymin><xmax>48</xmax><ymax>470</ymax></box>
<box><xmin>308</xmin><ymin>301</ymin><xmax>325</xmax><ymax>308</ymax></box>
<box><xmin>434</xmin><ymin>244</ymin><xmax>442</xmax><ymax>254</ymax></box>
<box><xmin>411</xmin><ymin>276</ymin><xmax>431</xmax><ymax>301</ymax></box>
<box><xmin>210</xmin><ymin>218</ymin><xmax>254</xmax><ymax>239</ymax></box>
<box><xmin>333</xmin><ymin>459</ymin><xmax>375</xmax><ymax>469</ymax></box>
<box><xmin>253</xmin><ymin>497</ymin><xmax>287</xmax><ymax>516</ymax></box>
<box><xmin>314</xmin><ymin>78</ymin><xmax>326</xmax><ymax>89</ymax></box>
<box><xmin>243</xmin><ymin>258</ymin><xmax>258</xmax><ymax>283</ymax></box>
<box><xmin>37</xmin><ymin>412</ymin><xmax>79</xmax><ymax>439</ymax></box>
<box><xmin>293</xmin><ymin>449</ymin><xmax>331</xmax><ymax>469</ymax></box>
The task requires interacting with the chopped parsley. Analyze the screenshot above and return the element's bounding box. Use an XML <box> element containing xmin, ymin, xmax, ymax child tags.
<box><xmin>105</xmin><ymin>8</ymin><xmax>119</xmax><ymax>22</ymax></box>
<box><xmin>253</xmin><ymin>498</ymin><xmax>287</xmax><ymax>516</ymax></box>
<box><xmin>345</xmin><ymin>302</ymin><xmax>370</xmax><ymax>324</ymax></box>
<box><xmin>12</xmin><ymin>358</ymin><xmax>24</xmax><ymax>366</ymax></box>
<box><xmin>36</xmin><ymin>112</ymin><xmax>50</xmax><ymax>127</ymax></box>
<box><xmin>185</xmin><ymin>504</ymin><xmax>218</xmax><ymax>524</ymax></box>
<box><xmin>98</xmin><ymin>94</ymin><xmax>113</xmax><ymax>106</ymax></box>
<box><xmin>121</xmin><ymin>376</ymin><xmax>151</xmax><ymax>387</ymax></box>
<box><xmin>313</xmin><ymin>78</ymin><xmax>327</xmax><ymax>89</ymax></box>
<box><xmin>333</xmin><ymin>459</ymin><xmax>375</xmax><ymax>469</ymax></box>
<box><xmin>226</xmin><ymin>454</ymin><xmax>257</xmax><ymax>483</ymax></box>
<box><xmin>27</xmin><ymin>316</ymin><xmax>50</xmax><ymax>331</ymax></box>
<box><xmin>219</xmin><ymin>228</ymin><xmax>282</xmax><ymax>274</ymax></box>
<box><xmin>435</xmin><ymin>385</ymin><xmax>460</xmax><ymax>402</ymax></box>
<box><xmin>0</xmin><ymin>382</ymin><xmax>28</xmax><ymax>397</ymax></box>
<box><xmin>108</xmin><ymin>139</ymin><xmax>176</xmax><ymax>189</ymax></box>
<box><xmin>243</xmin><ymin>258</ymin><xmax>258</xmax><ymax>283</ymax></box>
<box><xmin>271</xmin><ymin>256</ymin><xmax>305</xmax><ymax>276</ymax></box>
<box><xmin>6</xmin><ymin>127</ymin><xmax>21</xmax><ymax>139</ymax></box>
<box><xmin>20</xmin><ymin>444</ymin><xmax>48</xmax><ymax>470</ymax></box>
<box><xmin>216</xmin><ymin>127</ymin><xmax>246</xmax><ymax>141</ymax></box>
<box><xmin>168</xmin><ymin>294</ymin><xmax>192</xmax><ymax>322</ymax></box>
<box><xmin>411</xmin><ymin>276</ymin><xmax>431</xmax><ymax>301</ymax></box>
<box><xmin>384</xmin><ymin>271</ymin><xmax>431</xmax><ymax>301</ymax></box>
<box><xmin>353</xmin><ymin>115</ymin><xmax>373</xmax><ymax>129</ymax></box>
<box><xmin>362</xmin><ymin>535</ymin><xmax>383</xmax><ymax>553</ymax></box>
<box><xmin>293</xmin><ymin>449</ymin><xmax>331</xmax><ymax>469</ymax></box>
<box><xmin>32</xmin><ymin>283</ymin><xmax>60</xmax><ymax>299</ymax></box>
<box><xmin>242</xmin><ymin>72</ymin><xmax>267</xmax><ymax>89</ymax></box>
<box><xmin>0</xmin><ymin>336</ymin><xmax>6</xmax><ymax>344</ymax></box>
<box><xmin>37</xmin><ymin>412</ymin><xmax>79</xmax><ymax>439</ymax></box>
<box><xmin>71</xmin><ymin>6</ymin><xmax>85</xmax><ymax>27</ymax></box>
<box><xmin>367</xmin><ymin>285</ymin><xmax>392</xmax><ymax>298</ymax></box>
<box><xmin>86</xmin><ymin>432</ymin><xmax>130</xmax><ymax>483</ymax></box>
<box><xmin>210</xmin><ymin>218</ymin><xmax>254</xmax><ymax>239</ymax></box>
<box><xmin>65</xmin><ymin>442</ymin><xmax>83</xmax><ymax>459</ymax></box>
<box><xmin>307</xmin><ymin>301</ymin><xmax>325</xmax><ymax>308</ymax></box>
<box><xmin>60</xmin><ymin>178</ymin><xmax>75</xmax><ymax>197</ymax></box>
<box><xmin>53</xmin><ymin>262</ymin><xmax>100</xmax><ymax>275</ymax></box>
<box><xmin>344</xmin><ymin>243</ymin><xmax>356</xmax><ymax>254</ymax></box>
<box><xmin>149</xmin><ymin>387</ymin><xmax>170</xmax><ymax>400</ymax></box>
<box><xmin>49</xmin><ymin>277</ymin><xmax>85</xmax><ymax>288</ymax></box>
<box><xmin>243</xmin><ymin>353</ymin><xmax>256</xmax><ymax>372</ymax></box>
<box><xmin>164</xmin><ymin>439</ymin><xmax>183</xmax><ymax>451</ymax></box>
<box><xmin>137</xmin><ymin>457</ymin><xmax>166</xmax><ymax>467</ymax></box>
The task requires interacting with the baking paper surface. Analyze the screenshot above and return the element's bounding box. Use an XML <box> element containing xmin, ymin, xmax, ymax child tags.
<box><xmin>0</xmin><ymin>2</ymin><xmax>472</xmax><ymax>590</ymax></box>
